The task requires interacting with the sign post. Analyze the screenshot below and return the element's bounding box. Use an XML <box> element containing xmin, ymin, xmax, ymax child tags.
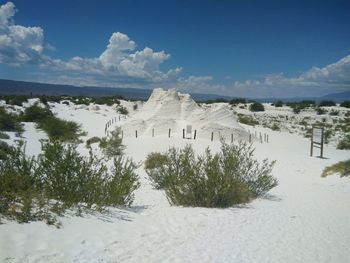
<box><xmin>310</xmin><ymin>127</ymin><xmax>324</xmax><ymax>158</ymax></box>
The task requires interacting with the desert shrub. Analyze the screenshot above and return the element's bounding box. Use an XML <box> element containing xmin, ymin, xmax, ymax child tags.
<box><xmin>104</xmin><ymin>156</ymin><xmax>140</xmax><ymax>206</ymax></box>
<box><xmin>316</xmin><ymin>107</ymin><xmax>326</xmax><ymax>115</ymax></box>
<box><xmin>249</xmin><ymin>102</ymin><xmax>264</xmax><ymax>112</ymax></box>
<box><xmin>0</xmin><ymin>142</ymin><xmax>40</xmax><ymax>223</ymax></box>
<box><xmin>99</xmin><ymin>127</ymin><xmax>125</xmax><ymax>158</ymax></box>
<box><xmin>22</xmin><ymin>103</ymin><xmax>53</xmax><ymax>122</ymax></box>
<box><xmin>319</xmin><ymin>100</ymin><xmax>336</xmax><ymax>107</ymax></box>
<box><xmin>145</xmin><ymin>142</ymin><xmax>277</xmax><ymax>207</ymax></box>
<box><xmin>321</xmin><ymin>160</ymin><xmax>350</xmax><ymax>177</ymax></box>
<box><xmin>229</xmin><ymin>98</ymin><xmax>246</xmax><ymax>105</ymax></box>
<box><xmin>37</xmin><ymin>116</ymin><xmax>85</xmax><ymax>142</ymax></box>
<box><xmin>133</xmin><ymin>104</ymin><xmax>138</xmax><ymax>111</ymax></box>
<box><xmin>270</xmin><ymin>123</ymin><xmax>280</xmax><ymax>131</ymax></box>
<box><xmin>337</xmin><ymin>134</ymin><xmax>350</xmax><ymax>150</ymax></box>
<box><xmin>0</xmin><ymin>107</ymin><xmax>23</xmax><ymax>134</ymax></box>
<box><xmin>0</xmin><ymin>140</ymin><xmax>13</xmax><ymax>160</ymax></box>
<box><xmin>238</xmin><ymin>114</ymin><xmax>259</xmax><ymax>126</ymax></box>
<box><xmin>91</xmin><ymin>97</ymin><xmax>121</xmax><ymax>106</ymax></box>
<box><xmin>86</xmin><ymin>136</ymin><xmax>101</xmax><ymax>146</ymax></box>
<box><xmin>293</xmin><ymin>107</ymin><xmax>301</xmax><ymax>114</ymax></box>
<box><xmin>2</xmin><ymin>95</ymin><xmax>29</xmax><ymax>106</ymax></box>
<box><xmin>340</xmin><ymin>101</ymin><xmax>350</xmax><ymax>108</ymax></box>
<box><xmin>0</xmin><ymin>131</ymin><xmax>10</xmax><ymax>139</ymax></box>
<box><xmin>274</xmin><ymin>100</ymin><xmax>283</xmax><ymax>107</ymax></box>
<box><xmin>117</xmin><ymin>106</ymin><xmax>129</xmax><ymax>115</ymax></box>
<box><xmin>144</xmin><ymin>152</ymin><xmax>169</xmax><ymax>189</ymax></box>
<box><xmin>329</xmin><ymin>110</ymin><xmax>339</xmax><ymax>116</ymax></box>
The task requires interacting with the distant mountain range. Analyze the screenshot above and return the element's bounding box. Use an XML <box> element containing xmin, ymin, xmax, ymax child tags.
<box><xmin>0</xmin><ymin>78</ymin><xmax>349</xmax><ymax>102</ymax></box>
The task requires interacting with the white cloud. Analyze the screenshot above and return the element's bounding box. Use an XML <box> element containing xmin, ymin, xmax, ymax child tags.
<box><xmin>0</xmin><ymin>2</ymin><xmax>44</xmax><ymax>65</ymax></box>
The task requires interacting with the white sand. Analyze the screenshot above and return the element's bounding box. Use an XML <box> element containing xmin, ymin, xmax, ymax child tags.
<box><xmin>0</xmin><ymin>94</ymin><xmax>350</xmax><ymax>263</ymax></box>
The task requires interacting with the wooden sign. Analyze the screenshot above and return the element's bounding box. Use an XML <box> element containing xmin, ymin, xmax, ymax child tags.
<box><xmin>310</xmin><ymin>127</ymin><xmax>324</xmax><ymax>158</ymax></box>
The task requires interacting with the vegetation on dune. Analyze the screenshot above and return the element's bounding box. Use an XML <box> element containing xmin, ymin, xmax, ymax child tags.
<box><xmin>22</xmin><ymin>104</ymin><xmax>85</xmax><ymax>142</ymax></box>
<box><xmin>0</xmin><ymin>140</ymin><xmax>140</xmax><ymax>225</ymax></box>
<box><xmin>321</xmin><ymin>160</ymin><xmax>350</xmax><ymax>178</ymax></box>
<box><xmin>117</xmin><ymin>106</ymin><xmax>129</xmax><ymax>115</ymax></box>
<box><xmin>340</xmin><ymin>101</ymin><xmax>350</xmax><ymax>108</ymax></box>
<box><xmin>99</xmin><ymin>127</ymin><xmax>125</xmax><ymax>158</ymax></box>
<box><xmin>237</xmin><ymin>114</ymin><xmax>259</xmax><ymax>126</ymax></box>
<box><xmin>249</xmin><ymin>102</ymin><xmax>265</xmax><ymax>112</ymax></box>
<box><xmin>86</xmin><ymin>136</ymin><xmax>101</xmax><ymax>146</ymax></box>
<box><xmin>319</xmin><ymin>100</ymin><xmax>336</xmax><ymax>107</ymax></box>
<box><xmin>145</xmin><ymin>142</ymin><xmax>277</xmax><ymax>208</ymax></box>
<box><xmin>0</xmin><ymin>107</ymin><xmax>23</xmax><ymax>134</ymax></box>
<box><xmin>337</xmin><ymin>134</ymin><xmax>350</xmax><ymax>150</ymax></box>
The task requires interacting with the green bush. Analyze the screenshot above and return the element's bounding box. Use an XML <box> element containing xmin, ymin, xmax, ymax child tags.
<box><xmin>145</xmin><ymin>142</ymin><xmax>277</xmax><ymax>208</ymax></box>
<box><xmin>86</xmin><ymin>136</ymin><xmax>101</xmax><ymax>146</ymax></box>
<box><xmin>0</xmin><ymin>107</ymin><xmax>23</xmax><ymax>134</ymax></box>
<box><xmin>22</xmin><ymin>103</ymin><xmax>53</xmax><ymax>122</ymax></box>
<box><xmin>144</xmin><ymin>152</ymin><xmax>169</xmax><ymax>189</ymax></box>
<box><xmin>99</xmin><ymin>127</ymin><xmax>125</xmax><ymax>158</ymax></box>
<box><xmin>340</xmin><ymin>101</ymin><xmax>350</xmax><ymax>108</ymax></box>
<box><xmin>316</xmin><ymin>107</ymin><xmax>326</xmax><ymax>115</ymax></box>
<box><xmin>0</xmin><ymin>140</ymin><xmax>13</xmax><ymax>160</ymax></box>
<box><xmin>117</xmin><ymin>106</ymin><xmax>129</xmax><ymax>115</ymax></box>
<box><xmin>321</xmin><ymin>159</ymin><xmax>350</xmax><ymax>177</ymax></box>
<box><xmin>37</xmin><ymin>116</ymin><xmax>85</xmax><ymax>142</ymax></box>
<box><xmin>0</xmin><ymin>131</ymin><xmax>10</xmax><ymax>139</ymax></box>
<box><xmin>238</xmin><ymin>114</ymin><xmax>259</xmax><ymax>126</ymax></box>
<box><xmin>274</xmin><ymin>101</ymin><xmax>283</xmax><ymax>107</ymax></box>
<box><xmin>337</xmin><ymin>134</ymin><xmax>350</xmax><ymax>150</ymax></box>
<box><xmin>0</xmin><ymin>141</ymin><xmax>40</xmax><ymax>223</ymax></box>
<box><xmin>319</xmin><ymin>100</ymin><xmax>336</xmax><ymax>107</ymax></box>
<box><xmin>249</xmin><ymin>102</ymin><xmax>265</xmax><ymax>112</ymax></box>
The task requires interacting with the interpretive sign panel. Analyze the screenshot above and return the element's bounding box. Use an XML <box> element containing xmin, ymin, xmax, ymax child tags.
<box><xmin>310</xmin><ymin>127</ymin><xmax>324</xmax><ymax>158</ymax></box>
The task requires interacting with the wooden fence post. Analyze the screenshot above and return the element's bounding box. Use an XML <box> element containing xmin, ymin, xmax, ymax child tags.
<box><xmin>194</xmin><ymin>130</ymin><xmax>197</xmax><ymax>140</ymax></box>
<box><xmin>152</xmin><ymin>128</ymin><xmax>154</xmax><ymax>137</ymax></box>
<box><xmin>211</xmin><ymin>132</ymin><xmax>214</xmax><ymax>142</ymax></box>
<box><xmin>135</xmin><ymin>130</ymin><xmax>138</xmax><ymax>138</ymax></box>
<box><xmin>183</xmin><ymin>129</ymin><xmax>185</xmax><ymax>139</ymax></box>
<box><xmin>231</xmin><ymin>134</ymin><xmax>233</xmax><ymax>143</ymax></box>
<box><xmin>168</xmin><ymin>128</ymin><xmax>171</xmax><ymax>138</ymax></box>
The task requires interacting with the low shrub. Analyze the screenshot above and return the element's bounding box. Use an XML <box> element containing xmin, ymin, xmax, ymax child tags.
<box><xmin>319</xmin><ymin>100</ymin><xmax>336</xmax><ymax>107</ymax></box>
<box><xmin>249</xmin><ymin>102</ymin><xmax>264</xmax><ymax>112</ymax></box>
<box><xmin>37</xmin><ymin>116</ymin><xmax>85</xmax><ymax>142</ymax></box>
<box><xmin>274</xmin><ymin>100</ymin><xmax>283</xmax><ymax>107</ymax></box>
<box><xmin>238</xmin><ymin>114</ymin><xmax>259</xmax><ymax>126</ymax></box>
<box><xmin>86</xmin><ymin>136</ymin><xmax>101</xmax><ymax>146</ymax></box>
<box><xmin>0</xmin><ymin>107</ymin><xmax>23</xmax><ymax>134</ymax></box>
<box><xmin>340</xmin><ymin>101</ymin><xmax>350</xmax><ymax>108</ymax></box>
<box><xmin>316</xmin><ymin>107</ymin><xmax>327</xmax><ymax>115</ymax></box>
<box><xmin>0</xmin><ymin>131</ymin><xmax>10</xmax><ymax>139</ymax></box>
<box><xmin>117</xmin><ymin>106</ymin><xmax>129</xmax><ymax>115</ymax></box>
<box><xmin>0</xmin><ymin>140</ymin><xmax>140</xmax><ymax>224</ymax></box>
<box><xmin>22</xmin><ymin>103</ymin><xmax>53</xmax><ymax>122</ymax></box>
<box><xmin>145</xmin><ymin>142</ymin><xmax>277</xmax><ymax>208</ymax></box>
<box><xmin>0</xmin><ymin>140</ymin><xmax>13</xmax><ymax>160</ymax></box>
<box><xmin>321</xmin><ymin>160</ymin><xmax>350</xmax><ymax>177</ymax></box>
<box><xmin>337</xmin><ymin>134</ymin><xmax>350</xmax><ymax>150</ymax></box>
<box><xmin>144</xmin><ymin>152</ymin><xmax>169</xmax><ymax>189</ymax></box>
<box><xmin>99</xmin><ymin>127</ymin><xmax>125</xmax><ymax>158</ymax></box>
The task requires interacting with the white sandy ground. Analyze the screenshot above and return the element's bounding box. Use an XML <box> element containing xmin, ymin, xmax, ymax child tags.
<box><xmin>0</xmin><ymin>99</ymin><xmax>350</xmax><ymax>262</ymax></box>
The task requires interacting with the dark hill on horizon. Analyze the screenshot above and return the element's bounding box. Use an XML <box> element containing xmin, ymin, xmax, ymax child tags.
<box><xmin>0</xmin><ymin>79</ymin><xmax>349</xmax><ymax>102</ymax></box>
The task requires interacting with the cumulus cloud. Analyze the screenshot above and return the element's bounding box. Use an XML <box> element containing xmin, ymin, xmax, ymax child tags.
<box><xmin>228</xmin><ymin>55</ymin><xmax>350</xmax><ymax>98</ymax></box>
<box><xmin>0</xmin><ymin>2</ymin><xmax>44</xmax><ymax>65</ymax></box>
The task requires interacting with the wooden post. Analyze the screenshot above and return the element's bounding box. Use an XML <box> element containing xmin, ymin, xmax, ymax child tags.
<box><xmin>135</xmin><ymin>130</ymin><xmax>138</xmax><ymax>138</ymax></box>
<box><xmin>168</xmin><ymin>128</ymin><xmax>171</xmax><ymax>138</ymax></box>
<box><xmin>260</xmin><ymin>134</ymin><xmax>262</xmax><ymax>143</ymax></box>
<box><xmin>119</xmin><ymin>116</ymin><xmax>121</xmax><ymax>121</ymax></box>
<box><xmin>183</xmin><ymin>129</ymin><xmax>185</xmax><ymax>139</ymax></box>
<box><xmin>194</xmin><ymin>130</ymin><xmax>197</xmax><ymax>140</ymax></box>
<box><xmin>267</xmin><ymin>134</ymin><xmax>269</xmax><ymax>143</ymax></box>
<box><xmin>152</xmin><ymin>128</ymin><xmax>154</xmax><ymax>137</ymax></box>
<box><xmin>121</xmin><ymin>130</ymin><xmax>123</xmax><ymax>139</ymax></box>
<box><xmin>231</xmin><ymin>134</ymin><xmax>233</xmax><ymax>143</ymax></box>
<box><xmin>211</xmin><ymin>132</ymin><xmax>214</xmax><ymax>142</ymax></box>
<box><xmin>310</xmin><ymin>139</ymin><xmax>313</xmax><ymax>156</ymax></box>
<box><xmin>249</xmin><ymin>134</ymin><xmax>252</xmax><ymax>143</ymax></box>
<box><xmin>320</xmin><ymin>128</ymin><xmax>324</xmax><ymax>158</ymax></box>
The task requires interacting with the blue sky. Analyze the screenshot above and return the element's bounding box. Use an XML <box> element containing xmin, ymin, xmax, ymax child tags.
<box><xmin>0</xmin><ymin>0</ymin><xmax>349</xmax><ymax>98</ymax></box>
